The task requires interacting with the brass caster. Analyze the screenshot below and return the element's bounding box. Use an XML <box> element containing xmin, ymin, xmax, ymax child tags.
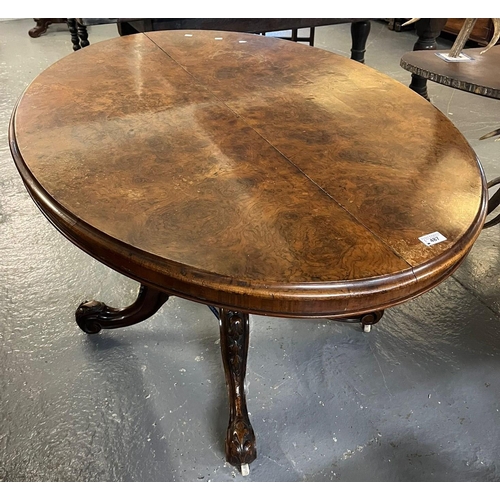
<box><xmin>241</xmin><ymin>463</ymin><xmax>250</xmax><ymax>476</ymax></box>
<box><xmin>363</xmin><ymin>324</ymin><xmax>372</xmax><ymax>333</ymax></box>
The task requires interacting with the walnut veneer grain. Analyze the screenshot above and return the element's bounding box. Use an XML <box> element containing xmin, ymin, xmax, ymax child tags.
<box><xmin>10</xmin><ymin>31</ymin><xmax>487</xmax><ymax>317</ymax></box>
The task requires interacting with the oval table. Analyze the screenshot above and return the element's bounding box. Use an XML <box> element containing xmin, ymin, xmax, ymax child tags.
<box><xmin>9</xmin><ymin>30</ymin><xmax>488</xmax><ymax>475</ymax></box>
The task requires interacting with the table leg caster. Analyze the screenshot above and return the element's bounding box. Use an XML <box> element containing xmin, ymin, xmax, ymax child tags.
<box><xmin>329</xmin><ymin>310</ymin><xmax>384</xmax><ymax>332</ymax></box>
<box><xmin>360</xmin><ymin>310</ymin><xmax>384</xmax><ymax>332</ymax></box>
<box><xmin>240</xmin><ymin>463</ymin><xmax>250</xmax><ymax>476</ymax></box>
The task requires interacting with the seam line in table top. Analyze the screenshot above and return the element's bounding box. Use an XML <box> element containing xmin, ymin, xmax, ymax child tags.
<box><xmin>144</xmin><ymin>33</ymin><xmax>416</xmax><ymax>273</ymax></box>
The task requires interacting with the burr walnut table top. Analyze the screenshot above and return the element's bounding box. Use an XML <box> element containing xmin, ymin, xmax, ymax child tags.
<box><xmin>10</xmin><ymin>30</ymin><xmax>487</xmax><ymax>318</ymax></box>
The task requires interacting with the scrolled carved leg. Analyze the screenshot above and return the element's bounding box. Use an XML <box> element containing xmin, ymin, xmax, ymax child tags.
<box><xmin>219</xmin><ymin>309</ymin><xmax>256</xmax><ymax>475</ymax></box>
<box><xmin>75</xmin><ymin>284</ymin><xmax>169</xmax><ymax>334</ymax></box>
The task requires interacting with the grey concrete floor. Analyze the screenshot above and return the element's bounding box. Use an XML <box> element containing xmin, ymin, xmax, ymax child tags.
<box><xmin>2</xmin><ymin>18</ymin><xmax>500</xmax><ymax>482</ymax></box>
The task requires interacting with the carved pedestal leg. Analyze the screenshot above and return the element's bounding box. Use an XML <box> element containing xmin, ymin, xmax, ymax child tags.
<box><xmin>219</xmin><ymin>309</ymin><xmax>256</xmax><ymax>475</ymax></box>
<box><xmin>351</xmin><ymin>20</ymin><xmax>371</xmax><ymax>63</ymax></box>
<box><xmin>75</xmin><ymin>284</ymin><xmax>169</xmax><ymax>334</ymax></box>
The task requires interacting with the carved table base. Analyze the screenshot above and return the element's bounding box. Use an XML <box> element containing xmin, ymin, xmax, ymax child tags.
<box><xmin>219</xmin><ymin>309</ymin><xmax>256</xmax><ymax>474</ymax></box>
<box><xmin>76</xmin><ymin>284</ymin><xmax>169</xmax><ymax>334</ymax></box>
<box><xmin>75</xmin><ymin>283</ymin><xmax>386</xmax><ymax>475</ymax></box>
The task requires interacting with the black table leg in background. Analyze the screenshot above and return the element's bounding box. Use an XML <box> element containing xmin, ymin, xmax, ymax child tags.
<box><xmin>351</xmin><ymin>20</ymin><xmax>371</xmax><ymax>63</ymax></box>
<box><xmin>409</xmin><ymin>18</ymin><xmax>448</xmax><ymax>99</ymax></box>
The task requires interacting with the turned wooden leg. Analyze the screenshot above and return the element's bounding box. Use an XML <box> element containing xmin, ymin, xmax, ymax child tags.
<box><xmin>409</xmin><ymin>18</ymin><xmax>448</xmax><ymax>100</ymax></box>
<box><xmin>77</xmin><ymin>22</ymin><xmax>90</xmax><ymax>48</ymax></box>
<box><xmin>67</xmin><ymin>19</ymin><xmax>81</xmax><ymax>51</ymax></box>
<box><xmin>350</xmin><ymin>20</ymin><xmax>371</xmax><ymax>63</ymax></box>
<box><xmin>219</xmin><ymin>309</ymin><xmax>256</xmax><ymax>475</ymax></box>
<box><xmin>75</xmin><ymin>284</ymin><xmax>169</xmax><ymax>334</ymax></box>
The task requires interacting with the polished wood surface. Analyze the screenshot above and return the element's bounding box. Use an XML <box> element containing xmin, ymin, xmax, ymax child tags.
<box><xmin>10</xmin><ymin>31</ymin><xmax>487</xmax><ymax>318</ymax></box>
<box><xmin>401</xmin><ymin>45</ymin><xmax>500</xmax><ymax>99</ymax></box>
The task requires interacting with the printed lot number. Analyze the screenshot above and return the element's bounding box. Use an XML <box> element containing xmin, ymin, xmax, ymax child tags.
<box><xmin>418</xmin><ymin>231</ymin><xmax>447</xmax><ymax>247</ymax></box>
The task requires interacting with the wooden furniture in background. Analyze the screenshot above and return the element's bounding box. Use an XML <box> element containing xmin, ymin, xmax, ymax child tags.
<box><xmin>28</xmin><ymin>18</ymin><xmax>91</xmax><ymax>51</ymax></box>
<box><xmin>27</xmin><ymin>18</ymin><xmax>372</xmax><ymax>66</ymax></box>
<box><xmin>70</xmin><ymin>18</ymin><xmax>372</xmax><ymax>62</ymax></box>
<box><xmin>386</xmin><ymin>18</ymin><xmax>413</xmax><ymax>31</ymax></box>
<box><xmin>10</xmin><ymin>30</ymin><xmax>487</xmax><ymax>475</ymax></box>
<box><xmin>400</xmin><ymin>45</ymin><xmax>500</xmax><ymax>228</ymax></box>
<box><xmin>443</xmin><ymin>18</ymin><xmax>499</xmax><ymax>46</ymax></box>
<box><xmin>387</xmin><ymin>18</ymin><xmax>500</xmax><ymax>45</ymax></box>
<box><xmin>28</xmin><ymin>18</ymin><xmax>66</xmax><ymax>38</ymax></box>
<box><xmin>388</xmin><ymin>19</ymin><xmax>499</xmax><ymax>99</ymax></box>
<box><xmin>401</xmin><ymin>45</ymin><xmax>500</xmax><ymax>99</ymax></box>
<box><xmin>406</xmin><ymin>18</ymin><xmax>449</xmax><ymax>99</ymax></box>
<box><xmin>66</xmin><ymin>19</ymin><xmax>89</xmax><ymax>51</ymax></box>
